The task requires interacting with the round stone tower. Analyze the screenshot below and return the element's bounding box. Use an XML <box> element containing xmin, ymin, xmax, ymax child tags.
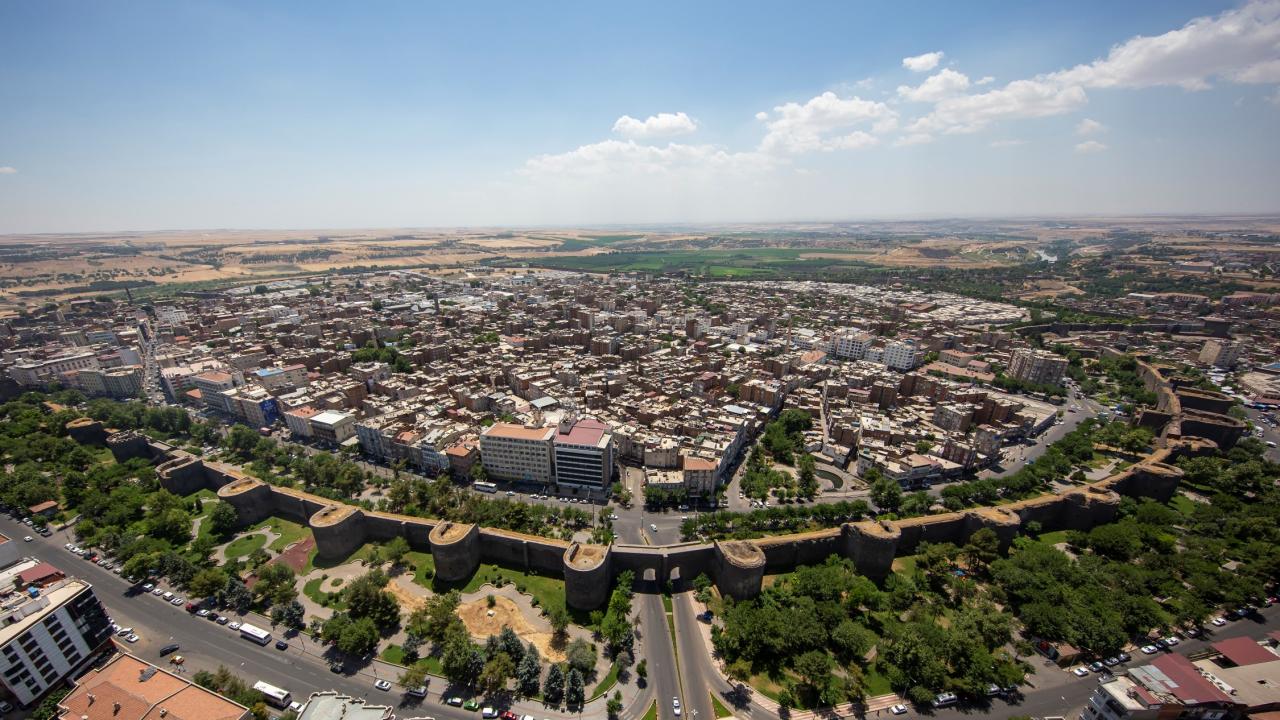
<box><xmin>713</xmin><ymin>540</ymin><xmax>766</xmax><ymax>600</ymax></box>
<box><xmin>563</xmin><ymin>542</ymin><xmax>612</xmax><ymax>610</ymax></box>
<box><xmin>429</xmin><ymin>521</ymin><xmax>480</xmax><ymax>582</ymax></box>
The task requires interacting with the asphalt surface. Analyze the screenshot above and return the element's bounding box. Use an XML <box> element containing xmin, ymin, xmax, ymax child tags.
<box><xmin>637</xmin><ymin>593</ymin><xmax>682</xmax><ymax>720</ymax></box>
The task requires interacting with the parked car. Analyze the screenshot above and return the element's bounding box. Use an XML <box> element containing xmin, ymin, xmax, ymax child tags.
<box><xmin>1141</xmin><ymin>645</ymin><xmax>1159</xmax><ymax>654</ymax></box>
<box><xmin>228</xmin><ymin>621</ymin><xmax>241</xmax><ymax>631</ymax></box>
<box><xmin>932</xmin><ymin>692</ymin><xmax>958</xmax><ymax>708</ymax></box>
<box><xmin>125</xmin><ymin>633</ymin><xmax>139</xmax><ymax>643</ymax></box>
<box><xmin>446</xmin><ymin>697</ymin><xmax>463</xmax><ymax>707</ymax></box>
<box><xmin>275</xmin><ymin>640</ymin><xmax>289</xmax><ymax>650</ymax></box>
<box><xmin>159</xmin><ymin>643</ymin><xmax>180</xmax><ymax>656</ymax></box>
<box><xmin>374</xmin><ymin>679</ymin><xmax>392</xmax><ymax>691</ymax></box>
<box><xmin>1088</xmin><ymin>661</ymin><xmax>1105</xmax><ymax>673</ymax></box>
<box><xmin>1212</xmin><ymin>617</ymin><xmax>1228</xmax><ymax>626</ymax></box>
<box><xmin>889</xmin><ymin>704</ymin><xmax>908</xmax><ymax>715</ymax></box>
<box><xmin>1073</xmin><ymin>666</ymin><xmax>1091</xmax><ymax>677</ymax></box>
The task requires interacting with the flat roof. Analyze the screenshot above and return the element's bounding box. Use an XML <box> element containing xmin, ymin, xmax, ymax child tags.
<box><xmin>1212</xmin><ymin>636</ymin><xmax>1280</xmax><ymax>666</ymax></box>
<box><xmin>311</xmin><ymin>410</ymin><xmax>351</xmax><ymax>425</ymax></box>
<box><xmin>60</xmin><ymin>653</ymin><xmax>248</xmax><ymax>720</ymax></box>
<box><xmin>0</xmin><ymin>578</ymin><xmax>87</xmax><ymax>646</ymax></box>
<box><xmin>555</xmin><ymin>418</ymin><xmax>610</xmax><ymax>446</ymax></box>
<box><xmin>482</xmin><ymin>422</ymin><xmax>554</xmax><ymax>441</ymax></box>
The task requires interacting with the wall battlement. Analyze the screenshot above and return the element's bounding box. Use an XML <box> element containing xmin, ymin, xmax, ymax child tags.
<box><xmin>91</xmin><ymin>422</ymin><xmax>1210</xmax><ymax>607</ymax></box>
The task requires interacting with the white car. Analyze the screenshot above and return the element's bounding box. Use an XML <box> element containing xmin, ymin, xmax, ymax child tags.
<box><xmin>673</xmin><ymin>697</ymin><xmax>682</xmax><ymax>717</ymax></box>
<box><xmin>481</xmin><ymin>708</ymin><xmax>497</xmax><ymax>719</ymax></box>
<box><xmin>23</xmin><ymin>536</ymin><xmax>31</xmax><ymax>542</ymax></box>
<box><xmin>1073</xmin><ymin>666</ymin><xmax>1090</xmax><ymax>677</ymax></box>
<box><xmin>1164</xmin><ymin>636</ymin><xmax>1180</xmax><ymax>646</ymax></box>
<box><xmin>374</xmin><ymin>679</ymin><xmax>392</xmax><ymax>691</ymax></box>
<box><xmin>228</xmin><ymin>621</ymin><xmax>241</xmax><ymax>631</ymax></box>
<box><xmin>1211</xmin><ymin>617</ymin><xmax>1228</xmax><ymax>626</ymax></box>
<box><xmin>1141</xmin><ymin>645</ymin><xmax>1159</xmax><ymax>654</ymax></box>
<box><xmin>889</xmin><ymin>704</ymin><xmax>908</xmax><ymax>715</ymax></box>
<box><xmin>125</xmin><ymin>633</ymin><xmax>140</xmax><ymax>643</ymax></box>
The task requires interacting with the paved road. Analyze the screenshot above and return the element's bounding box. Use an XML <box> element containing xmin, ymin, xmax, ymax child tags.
<box><xmin>637</xmin><ymin>593</ymin><xmax>681</xmax><ymax>720</ymax></box>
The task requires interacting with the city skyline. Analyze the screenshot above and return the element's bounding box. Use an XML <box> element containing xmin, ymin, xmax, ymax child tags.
<box><xmin>1</xmin><ymin>0</ymin><xmax>1279</xmax><ymax>232</ymax></box>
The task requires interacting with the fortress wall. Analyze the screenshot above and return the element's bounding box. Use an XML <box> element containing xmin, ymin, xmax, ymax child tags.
<box><xmin>106</xmin><ymin>431</ymin><xmax>152</xmax><ymax>463</ymax></box>
<box><xmin>215</xmin><ymin>478</ymin><xmax>274</xmax><ymax>528</ymax></box>
<box><xmin>713</xmin><ymin>541</ymin><xmax>766</xmax><ymax>600</ymax></box>
<box><xmin>66</xmin><ymin>418</ymin><xmax>108</xmax><ymax>446</ymax></box>
<box><xmin>156</xmin><ymin>454</ymin><xmax>206</xmax><ymax>496</ymax></box>
<box><xmin>311</xmin><ymin>505</ymin><xmax>366</xmax><ymax>562</ymax></box>
<box><xmin>896</xmin><ymin>512</ymin><xmax>968</xmax><ymax>555</ymax></box>
<box><xmin>563</xmin><ymin>543</ymin><xmax>612</xmax><ymax>610</ymax></box>
<box><xmin>754</xmin><ymin>528</ymin><xmax>842</xmax><ymax>573</ymax></box>
<box><xmin>430</xmin><ymin>522</ymin><xmax>481</xmax><ymax>582</ymax></box>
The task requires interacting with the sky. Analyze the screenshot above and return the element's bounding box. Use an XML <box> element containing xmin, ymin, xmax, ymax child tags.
<box><xmin>1</xmin><ymin>0</ymin><xmax>1279</xmax><ymax>233</ymax></box>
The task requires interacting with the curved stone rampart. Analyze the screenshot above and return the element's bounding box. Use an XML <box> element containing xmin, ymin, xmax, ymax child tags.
<box><xmin>429</xmin><ymin>522</ymin><xmax>480</xmax><ymax>582</ymax></box>
<box><xmin>157</xmin><ymin>454</ymin><xmax>206</xmax><ymax>496</ymax></box>
<box><xmin>713</xmin><ymin>540</ymin><xmax>766</xmax><ymax>600</ymax></box>
<box><xmin>845</xmin><ymin>520</ymin><xmax>901</xmax><ymax>580</ymax></box>
<box><xmin>106</xmin><ymin>430</ymin><xmax>151</xmax><ymax>462</ymax></box>
<box><xmin>311</xmin><ymin>504</ymin><xmax>366</xmax><ymax>562</ymax></box>
<box><xmin>66</xmin><ymin>417</ymin><xmax>107</xmax><ymax>446</ymax></box>
<box><xmin>216</xmin><ymin>477</ymin><xmax>273</xmax><ymax>527</ymax></box>
<box><xmin>563</xmin><ymin>543</ymin><xmax>612</xmax><ymax>610</ymax></box>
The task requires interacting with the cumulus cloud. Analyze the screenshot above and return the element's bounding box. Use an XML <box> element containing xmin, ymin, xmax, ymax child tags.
<box><xmin>1075</xmin><ymin>140</ymin><xmax>1108</xmax><ymax>153</ymax></box>
<box><xmin>989</xmin><ymin>139</ymin><xmax>1026</xmax><ymax>148</ymax></box>
<box><xmin>0</xmin><ymin>167</ymin><xmax>15</xmax><ymax>175</ymax></box>
<box><xmin>1075</xmin><ymin>118</ymin><xmax>1106</xmax><ymax>135</ymax></box>
<box><xmin>1049</xmin><ymin>0</ymin><xmax>1280</xmax><ymax>90</ymax></box>
<box><xmin>611</xmin><ymin>111</ymin><xmax>699</xmax><ymax>139</ymax></box>
<box><xmin>522</xmin><ymin>139</ymin><xmax>770</xmax><ymax>178</ymax></box>
<box><xmin>906</xmin><ymin>79</ymin><xmax>1089</xmax><ymax>135</ymax></box>
<box><xmin>976</xmin><ymin>76</ymin><xmax>995</xmax><ymax>86</ymax></box>
<box><xmin>903</xmin><ymin>51</ymin><xmax>944</xmax><ymax>72</ymax></box>
<box><xmin>893</xmin><ymin>133</ymin><xmax>934</xmax><ymax>147</ymax></box>
<box><xmin>757</xmin><ymin>91</ymin><xmax>897</xmax><ymax>154</ymax></box>
<box><xmin>897</xmin><ymin>68</ymin><xmax>972</xmax><ymax>102</ymax></box>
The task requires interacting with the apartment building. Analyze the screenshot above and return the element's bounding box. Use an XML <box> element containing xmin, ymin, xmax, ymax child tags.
<box><xmin>0</xmin><ymin>559</ymin><xmax>113</xmax><ymax>707</ymax></box>
<box><xmin>192</xmin><ymin>371</ymin><xmax>238</xmax><ymax>414</ymax></box>
<box><xmin>309</xmin><ymin>410</ymin><xmax>355</xmax><ymax>444</ymax></box>
<box><xmin>1199</xmin><ymin>339</ymin><xmax>1244</xmax><ymax>369</ymax></box>
<box><xmin>221</xmin><ymin>386</ymin><xmax>281</xmax><ymax>427</ymax></box>
<box><xmin>882</xmin><ymin>340</ymin><xmax>923</xmax><ymax>371</ymax></box>
<box><xmin>9</xmin><ymin>352</ymin><xmax>101</xmax><ymax>388</ymax></box>
<box><xmin>829</xmin><ymin>330</ymin><xmax>872</xmax><ymax>360</ymax></box>
<box><xmin>252</xmin><ymin>364</ymin><xmax>308</xmax><ymax>391</ymax></box>
<box><xmin>479</xmin><ymin>423</ymin><xmax>555</xmax><ymax>484</ymax></box>
<box><xmin>552</xmin><ymin>417</ymin><xmax>614</xmax><ymax>489</ymax></box>
<box><xmin>1081</xmin><ymin>648</ymin><xmax>1280</xmax><ymax>720</ymax></box>
<box><xmin>59</xmin><ymin>653</ymin><xmax>250</xmax><ymax>720</ymax></box>
<box><xmin>1007</xmin><ymin>348</ymin><xmax>1069</xmax><ymax>386</ymax></box>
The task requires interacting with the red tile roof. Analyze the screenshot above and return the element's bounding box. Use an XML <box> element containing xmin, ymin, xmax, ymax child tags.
<box><xmin>1212</xmin><ymin>636</ymin><xmax>1279</xmax><ymax>666</ymax></box>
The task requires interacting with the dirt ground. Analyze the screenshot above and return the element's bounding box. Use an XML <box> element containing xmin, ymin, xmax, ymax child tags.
<box><xmin>457</xmin><ymin>595</ymin><xmax>566</xmax><ymax>663</ymax></box>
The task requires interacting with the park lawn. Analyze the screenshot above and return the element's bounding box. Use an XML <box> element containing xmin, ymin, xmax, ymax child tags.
<box><xmin>381</xmin><ymin>644</ymin><xmax>405</xmax><ymax>665</ymax></box>
<box><xmin>863</xmin><ymin>665</ymin><xmax>894</xmax><ymax>696</ymax></box>
<box><xmin>1035</xmin><ymin>529</ymin><xmax>1072</xmax><ymax>546</ymax></box>
<box><xmin>406</xmin><ymin>551</ymin><xmax>436</xmax><ymax>584</ymax></box>
<box><xmin>250</xmin><ymin>517</ymin><xmax>310</xmax><ymax>552</ymax></box>
<box><xmin>1169</xmin><ymin>494</ymin><xmax>1197</xmax><ymax>517</ymax></box>
<box><xmin>892</xmin><ymin>555</ymin><xmax>918</xmax><ymax>576</ymax></box>
<box><xmin>303</xmin><ymin>577</ymin><xmax>347</xmax><ymax>611</ymax></box>
<box><xmin>642</xmin><ymin>701</ymin><xmax>658</xmax><ymax>720</ymax></box>
<box><xmin>588</xmin><ymin>661</ymin><xmax>619</xmax><ymax>701</ymax></box>
<box><xmin>305</xmin><ymin>542</ymin><xmax>378</xmax><ymax>573</ymax></box>
<box><xmin>710</xmin><ymin>692</ymin><xmax>733</xmax><ymax>719</ymax></box>
<box><xmin>223</xmin><ymin>533</ymin><xmax>266</xmax><ymax>560</ymax></box>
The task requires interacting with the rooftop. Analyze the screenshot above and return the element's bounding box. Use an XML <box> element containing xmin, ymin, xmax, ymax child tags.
<box><xmin>1212</xmin><ymin>636</ymin><xmax>1280</xmax><ymax>667</ymax></box>
<box><xmin>297</xmin><ymin>692</ymin><xmax>392</xmax><ymax>720</ymax></box>
<box><xmin>59</xmin><ymin>653</ymin><xmax>248</xmax><ymax>720</ymax></box>
<box><xmin>555</xmin><ymin>417</ymin><xmax>610</xmax><ymax>447</ymax></box>
<box><xmin>482</xmin><ymin>422</ymin><xmax>555</xmax><ymax>442</ymax></box>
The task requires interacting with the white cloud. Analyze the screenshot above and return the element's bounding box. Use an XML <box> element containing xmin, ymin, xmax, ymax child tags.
<box><xmin>1075</xmin><ymin>118</ymin><xmax>1106</xmax><ymax>135</ymax></box>
<box><xmin>611</xmin><ymin>111</ymin><xmax>699</xmax><ymax>139</ymax></box>
<box><xmin>907</xmin><ymin>78</ymin><xmax>1089</xmax><ymax>135</ymax></box>
<box><xmin>0</xmin><ymin>167</ymin><xmax>15</xmax><ymax>175</ymax></box>
<box><xmin>757</xmin><ymin>91</ymin><xmax>898</xmax><ymax>154</ymax></box>
<box><xmin>1049</xmin><ymin>0</ymin><xmax>1280</xmax><ymax>90</ymax></box>
<box><xmin>1075</xmin><ymin>140</ymin><xmax>1108</xmax><ymax>153</ymax></box>
<box><xmin>989</xmin><ymin>139</ymin><xmax>1026</xmax><ymax>148</ymax></box>
<box><xmin>976</xmin><ymin>76</ymin><xmax>995</xmax><ymax>85</ymax></box>
<box><xmin>522</xmin><ymin>139</ymin><xmax>770</xmax><ymax>178</ymax></box>
<box><xmin>893</xmin><ymin>133</ymin><xmax>934</xmax><ymax>147</ymax></box>
<box><xmin>754</xmin><ymin>111</ymin><xmax>769</xmax><ymax>121</ymax></box>
<box><xmin>903</xmin><ymin>51</ymin><xmax>944</xmax><ymax>72</ymax></box>
<box><xmin>897</xmin><ymin>68</ymin><xmax>971</xmax><ymax>102</ymax></box>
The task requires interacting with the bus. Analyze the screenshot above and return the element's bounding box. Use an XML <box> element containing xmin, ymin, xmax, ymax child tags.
<box><xmin>473</xmin><ymin>481</ymin><xmax>497</xmax><ymax>493</ymax></box>
<box><xmin>252</xmin><ymin>681</ymin><xmax>291</xmax><ymax>708</ymax></box>
<box><xmin>239</xmin><ymin>623</ymin><xmax>271</xmax><ymax>645</ymax></box>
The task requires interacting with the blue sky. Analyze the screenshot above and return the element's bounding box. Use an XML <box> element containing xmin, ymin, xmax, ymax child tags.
<box><xmin>1</xmin><ymin>1</ymin><xmax>1278</xmax><ymax>232</ymax></box>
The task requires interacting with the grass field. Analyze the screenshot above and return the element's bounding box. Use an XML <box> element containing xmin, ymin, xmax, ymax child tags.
<box><xmin>223</xmin><ymin>533</ymin><xmax>266</xmax><ymax>560</ymax></box>
<box><xmin>642</xmin><ymin>701</ymin><xmax>658</xmax><ymax>720</ymax></box>
<box><xmin>515</xmin><ymin>248</ymin><xmax>880</xmax><ymax>278</ymax></box>
<box><xmin>250</xmin><ymin>517</ymin><xmax>310</xmax><ymax>552</ymax></box>
<box><xmin>422</xmin><ymin>562</ymin><xmax>583</xmax><ymax>623</ymax></box>
<box><xmin>588</xmin><ymin>661</ymin><xmax>620</xmax><ymax>701</ymax></box>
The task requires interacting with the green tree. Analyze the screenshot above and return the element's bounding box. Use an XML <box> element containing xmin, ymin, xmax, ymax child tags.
<box><xmin>271</xmin><ymin>599</ymin><xmax>306</xmax><ymax>630</ymax></box>
<box><xmin>542</xmin><ymin>663</ymin><xmax>565</xmax><ymax>704</ymax></box>
<box><xmin>565</xmin><ymin>638</ymin><xmax>596</xmax><ymax>676</ymax></box>
<box><xmin>869</xmin><ymin>475</ymin><xmax>902</xmax><ymax>513</ymax></box>
<box><xmin>480</xmin><ymin>652</ymin><xmax>515</xmax><ymax>694</ymax></box>
<box><xmin>255</xmin><ymin>563</ymin><xmax>297</xmax><ymax>605</ymax></box>
<box><xmin>345</xmin><ymin>570</ymin><xmax>400</xmax><ymax>629</ymax></box>
<box><xmin>516</xmin><ymin>644</ymin><xmax>542</xmax><ymax>696</ymax></box>
<box><xmin>208</xmin><ymin>501</ymin><xmax>239</xmax><ymax>537</ymax></box>
<box><xmin>384</xmin><ymin>536</ymin><xmax>411</xmax><ymax>565</ymax></box>
<box><xmin>188</xmin><ymin>567</ymin><xmax>228</xmax><ymax>599</ymax></box>
<box><xmin>565</xmin><ymin>668</ymin><xmax>585</xmax><ymax>708</ymax></box>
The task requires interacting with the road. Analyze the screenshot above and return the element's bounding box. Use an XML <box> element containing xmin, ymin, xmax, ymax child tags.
<box><xmin>637</xmin><ymin>593</ymin><xmax>682</xmax><ymax>720</ymax></box>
